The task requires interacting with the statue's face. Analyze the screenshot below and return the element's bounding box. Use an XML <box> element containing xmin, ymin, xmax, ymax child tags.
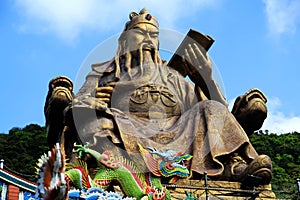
<box><xmin>126</xmin><ymin>23</ymin><xmax>159</xmax><ymax>53</ymax></box>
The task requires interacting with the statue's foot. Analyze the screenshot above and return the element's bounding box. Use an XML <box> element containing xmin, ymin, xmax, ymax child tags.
<box><xmin>245</xmin><ymin>155</ymin><xmax>272</xmax><ymax>185</ymax></box>
<box><xmin>225</xmin><ymin>154</ymin><xmax>272</xmax><ymax>185</ymax></box>
<box><xmin>223</xmin><ymin>153</ymin><xmax>272</xmax><ymax>185</ymax></box>
<box><xmin>231</xmin><ymin>88</ymin><xmax>267</xmax><ymax>135</ymax></box>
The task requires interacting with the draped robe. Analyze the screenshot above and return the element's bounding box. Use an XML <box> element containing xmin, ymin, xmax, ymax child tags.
<box><xmin>68</xmin><ymin>57</ymin><xmax>258</xmax><ymax>178</ymax></box>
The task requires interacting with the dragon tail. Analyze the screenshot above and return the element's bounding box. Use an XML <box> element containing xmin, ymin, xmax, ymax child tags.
<box><xmin>35</xmin><ymin>143</ymin><xmax>67</xmax><ymax>200</ymax></box>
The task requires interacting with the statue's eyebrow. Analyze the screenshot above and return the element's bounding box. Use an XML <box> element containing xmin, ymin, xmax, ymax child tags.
<box><xmin>132</xmin><ymin>26</ymin><xmax>159</xmax><ymax>34</ymax></box>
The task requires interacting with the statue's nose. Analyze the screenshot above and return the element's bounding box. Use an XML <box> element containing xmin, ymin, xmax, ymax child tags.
<box><xmin>144</xmin><ymin>32</ymin><xmax>151</xmax><ymax>41</ymax></box>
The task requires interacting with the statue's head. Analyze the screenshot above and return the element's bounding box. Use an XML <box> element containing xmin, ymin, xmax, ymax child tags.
<box><xmin>120</xmin><ymin>8</ymin><xmax>159</xmax><ymax>53</ymax></box>
<box><xmin>114</xmin><ymin>9</ymin><xmax>162</xmax><ymax>79</ymax></box>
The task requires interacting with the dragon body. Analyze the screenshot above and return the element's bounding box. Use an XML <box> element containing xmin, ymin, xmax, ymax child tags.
<box><xmin>36</xmin><ymin>143</ymin><xmax>192</xmax><ymax>200</ymax></box>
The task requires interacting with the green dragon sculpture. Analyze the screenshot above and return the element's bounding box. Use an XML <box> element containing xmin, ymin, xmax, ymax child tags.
<box><xmin>65</xmin><ymin>143</ymin><xmax>192</xmax><ymax>200</ymax></box>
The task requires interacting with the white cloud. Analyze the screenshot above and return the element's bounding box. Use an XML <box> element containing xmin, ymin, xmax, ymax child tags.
<box><xmin>14</xmin><ymin>0</ymin><xmax>130</xmax><ymax>42</ymax></box>
<box><xmin>263</xmin><ymin>0</ymin><xmax>300</xmax><ymax>36</ymax></box>
<box><xmin>261</xmin><ymin>97</ymin><xmax>300</xmax><ymax>134</ymax></box>
<box><xmin>14</xmin><ymin>0</ymin><xmax>220</xmax><ymax>43</ymax></box>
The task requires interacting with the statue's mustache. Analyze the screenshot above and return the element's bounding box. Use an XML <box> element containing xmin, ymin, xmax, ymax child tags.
<box><xmin>140</xmin><ymin>41</ymin><xmax>156</xmax><ymax>50</ymax></box>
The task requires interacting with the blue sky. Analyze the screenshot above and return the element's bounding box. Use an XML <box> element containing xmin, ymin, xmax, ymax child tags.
<box><xmin>1</xmin><ymin>0</ymin><xmax>300</xmax><ymax>134</ymax></box>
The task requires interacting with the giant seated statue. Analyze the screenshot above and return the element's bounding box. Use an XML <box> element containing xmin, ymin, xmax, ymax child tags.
<box><xmin>44</xmin><ymin>8</ymin><xmax>272</xmax><ymax>192</ymax></box>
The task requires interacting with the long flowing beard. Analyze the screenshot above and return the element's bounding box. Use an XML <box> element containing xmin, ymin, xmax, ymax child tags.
<box><xmin>115</xmin><ymin>42</ymin><xmax>162</xmax><ymax>81</ymax></box>
<box><xmin>130</xmin><ymin>43</ymin><xmax>162</xmax><ymax>79</ymax></box>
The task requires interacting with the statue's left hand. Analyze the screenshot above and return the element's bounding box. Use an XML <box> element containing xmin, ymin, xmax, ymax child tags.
<box><xmin>183</xmin><ymin>43</ymin><xmax>213</xmax><ymax>81</ymax></box>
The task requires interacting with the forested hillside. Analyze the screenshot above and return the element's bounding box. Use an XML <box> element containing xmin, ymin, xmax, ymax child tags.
<box><xmin>249</xmin><ymin>131</ymin><xmax>300</xmax><ymax>198</ymax></box>
<box><xmin>0</xmin><ymin>124</ymin><xmax>299</xmax><ymax>198</ymax></box>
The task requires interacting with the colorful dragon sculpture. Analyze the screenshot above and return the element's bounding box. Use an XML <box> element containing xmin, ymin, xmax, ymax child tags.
<box><xmin>35</xmin><ymin>143</ymin><xmax>192</xmax><ymax>200</ymax></box>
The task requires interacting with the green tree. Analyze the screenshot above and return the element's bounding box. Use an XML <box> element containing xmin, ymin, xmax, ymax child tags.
<box><xmin>0</xmin><ymin>124</ymin><xmax>48</xmax><ymax>182</ymax></box>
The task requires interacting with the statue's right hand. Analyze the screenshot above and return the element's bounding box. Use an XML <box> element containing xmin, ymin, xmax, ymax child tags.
<box><xmin>71</xmin><ymin>83</ymin><xmax>116</xmax><ymax>111</ymax></box>
<box><xmin>72</xmin><ymin>96</ymin><xmax>108</xmax><ymax>111</ymax></box>
<box><xmin>94</xmin><ymin>84</ymin><xmax>115</xmax><ymax>105</ymax></box>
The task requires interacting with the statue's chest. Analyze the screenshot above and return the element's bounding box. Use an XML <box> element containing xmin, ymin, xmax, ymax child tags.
<box><xmin>111</xmin><ymin>83</ymin><xmax>181</xmax><ymax>118</ymax></box>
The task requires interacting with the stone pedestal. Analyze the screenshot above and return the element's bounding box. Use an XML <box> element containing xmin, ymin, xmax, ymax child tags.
<box><xmin>166</xmin><ymin>179</ymin><xmax>276</xmax><ymax>199</ymax></box>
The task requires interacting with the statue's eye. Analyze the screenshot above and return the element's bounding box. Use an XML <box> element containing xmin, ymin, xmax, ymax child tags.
<box><xmin>150</xmin><ymin>32</ymin><xmax>158</xmax><ymax>38</ymax></box>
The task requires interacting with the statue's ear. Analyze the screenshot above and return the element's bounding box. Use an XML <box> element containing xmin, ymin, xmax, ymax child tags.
<box><xmin>129</xmin><ymin>12</ymin><xmax>138</xmax><ymax>20</ymax></box>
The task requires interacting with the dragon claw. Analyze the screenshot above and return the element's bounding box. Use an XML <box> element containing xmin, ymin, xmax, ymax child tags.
<box><xmin>72</xmin><ymin>143</ymin><xmax>91</xmax><ymax>158</ymax></box>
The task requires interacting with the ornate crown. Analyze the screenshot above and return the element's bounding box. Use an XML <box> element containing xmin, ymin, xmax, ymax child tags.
<box><xmin>125</xmin><ymin>8</ymin><xmax>159</xmax><ymax>30</ymax></box>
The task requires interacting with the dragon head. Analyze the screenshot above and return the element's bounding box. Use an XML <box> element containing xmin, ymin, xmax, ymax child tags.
<box><xmin>153</xmin><ymin>149</ymin><xmax>192</xmax><ymax>178</ymax></box>
<box><xmin>139</xmin><ymin>144</ymin><xmax>192</xmax><ymax>178</ymax></box>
